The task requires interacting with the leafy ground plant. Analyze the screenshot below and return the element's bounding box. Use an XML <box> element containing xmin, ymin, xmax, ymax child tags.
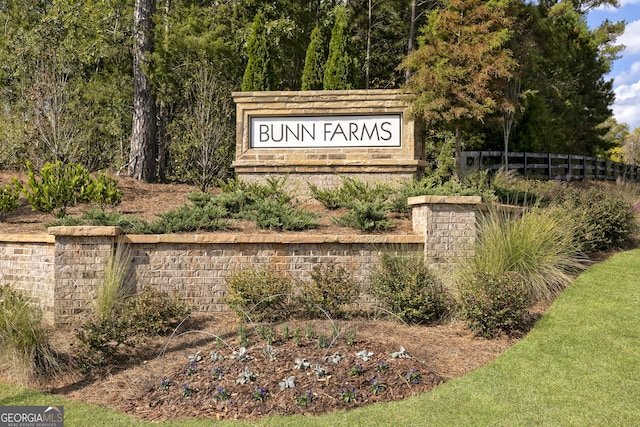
<box><xmin>0</xmin><ymin>179</ymin><xmax>21</xmax><ymax>215</ymax></box>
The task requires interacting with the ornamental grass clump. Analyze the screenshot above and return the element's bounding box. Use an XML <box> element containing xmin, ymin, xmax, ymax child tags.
<box><xmin>95</xmin><ymin>241</ymin><xmax>135</xmax><ymax>320</ymax></box>
<box><xmin>0</xmin><ymin>285</ymin><xmax>59</xmax><ymax>384</ymax></box>
<box><xmin>458</xmin><ymin>208</ymin><xmax>583</xmax><ymax>302</ymax></box>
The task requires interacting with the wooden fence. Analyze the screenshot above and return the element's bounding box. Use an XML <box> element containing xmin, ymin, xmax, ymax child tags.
<box><xmin>461</xmin><ymin>151</ymin><xmax>640</xmax><ymax>182</ymax></box>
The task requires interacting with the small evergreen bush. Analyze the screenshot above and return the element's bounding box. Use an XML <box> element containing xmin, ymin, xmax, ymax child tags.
<box><xmin>90</xmin><ymin>172</ymin><xmax>123</xmax><ymax>210</ymax></box>
<box><xmin>369</xmin><ymin>250</ymin><xmax>454</xmax><ymax>325</ymax></box>
<box><xmin>459</xmin><ymin>272</ymin><xmax>532</xmax><ymax>338</ymax></box>
<box><xmin>219</xmin><ymin>176</ymin><xmax>292</xmax><ymax>205</ymax></box>
<box><xmin>24</xmin><ymin>161</ymin><xmax>94</xmax><ymax>217</ymax></box>
<box><xmin>336</xmin><ymin>200</ymin><xmax>395</xmax><ymax>231</ymax></box>
<box><xmin>298</xmin><ymin>261</ymin><xmax>360</xmax><ymax>318</ymax></box>
<box><xmin>46</xmin><ymin>207</ymin><xmax>144</xmax><ymax>230</ymax></box>
<box><xmin>225</xmin><ymin>268</ymin><xmax>294</xmax><ymax>322</ymax></box>
<box><xmin>119</xmin><ymin>287</ymin><xmax>192</xmax><ymax>336</ymax></box>
<box><xmin>238</xmin><ymin>198</ymin><xmax>318</xmax><ymax>231</ymax></box>
<box><xmin>146</xmin><ymin>202</ymin><xmax>230</xmax><ymax>233</ymax></box>
<box><xmin>308</xmin><ymin>183</ymin><xmax>345</xmax><ymax>210</ymax></box>
<box><xmin>23</xmin><ymin>161</ymin><xmax>122</xmax><ymax>217</ymax></box>
<box><xmin>309</xmin><ymin>176</ymin><xmax>395</xmax><ymax>210</ymax></box>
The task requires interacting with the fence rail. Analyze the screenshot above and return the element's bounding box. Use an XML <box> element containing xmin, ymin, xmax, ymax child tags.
<box><xmin>461</xmin><ymin>151</ymin><xmax>640</xmax><ymax>182</ymax></box>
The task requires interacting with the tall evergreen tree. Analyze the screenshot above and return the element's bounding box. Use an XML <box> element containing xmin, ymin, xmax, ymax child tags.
<box><xmin>301</xmin><ymin>24</ymin><xmax>326</xmax><ymax>90</ymax></box>
<box><xmin>402</xmin><ymin>0</ymin><xmax>517</xmax><ymax>175</ymax></box>
<box><xmin>512</xmin><ymin>2</ymin><xmax>618</xmax><ymax>155</ymax></box>
<box><xmin>242</xmin><ymin>11</ymin><xmax>275</xmax><ymax>91</ymax></box>
<box><xmin>323</xmin><ymin>5</ymin><xmax>354</xmax><ymax>90</ymax></box>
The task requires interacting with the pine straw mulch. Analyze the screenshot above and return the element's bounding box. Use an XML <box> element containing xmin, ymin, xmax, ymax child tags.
<box><xmin>0</xmin><ymin>170</ymin><xmax>535</xmax><ymax>421</ymax></box>
<box><xmin>35</xmin><ymin>312</ymin><xmax>524</xmax><ymax>422</ymax></box>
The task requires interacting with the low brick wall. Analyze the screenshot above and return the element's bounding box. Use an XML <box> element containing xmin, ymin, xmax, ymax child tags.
<box><xmin>1</xmin><ymin>229</ymin><xmax>424</xmax><ymax>327</ymax></box>
<box><xmin>0</xmin><ymin>196</ymin><xmax>495</xmax><ymax>327</ymax></box>
<box><xmin>0</xmin><ymin>234</ymin><xmax>56</xmax><ymax>325</ymax></box>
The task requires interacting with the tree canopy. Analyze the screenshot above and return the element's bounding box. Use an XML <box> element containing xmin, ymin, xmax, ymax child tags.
<box><xmin>0</xmin><ymin>0</ymin><xmax>628</xmax><ymax>183</ymax></box>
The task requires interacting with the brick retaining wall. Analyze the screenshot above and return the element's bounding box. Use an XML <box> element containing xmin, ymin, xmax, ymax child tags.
<box><xmin>0</xmin><ymin>196</ymin><xmax>490</xmax><ymax>327</ymax></box>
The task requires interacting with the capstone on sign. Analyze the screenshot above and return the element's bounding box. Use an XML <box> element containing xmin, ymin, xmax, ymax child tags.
<box><xmin>250</xmin><ymin>114</ymin><xmax>402</xmax><ymax>148</ymax></box>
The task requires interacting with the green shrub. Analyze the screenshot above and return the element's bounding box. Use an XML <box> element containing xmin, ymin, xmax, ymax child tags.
<box><xmin>459</xmin><ymin>208</ymin><xmax>583</xmax><ymax>302</ymax></box>
<box><xmin>458</xmin><ymin>272</ymin><xmax>532</xmax><ymax>338</ymax></box>
<box><xmin>369</xmin><ymin>250</ymin><xmax>454</xmax><ymax>325</ymax></box>
<box><xmin>219</xmin><ymin>176</ymin><xmax>292</xmax><ymax>205</ymax></box>
<box><xmin>0</xmin><ymin>179</ymin><xmax>21</xmax><ymax>215</ymax></box>
<box><xmin>23</xmin><ymin>161</ymin><xmax>123</xmax><ymax>217</ymax></box>
<box><xmin>336</xmin><ymin>200</ymin><xmax>396</xmax><ymax>231</ymax></box>
<box><xmin>0</xmin><ymin>285</ymin><xmax>58</xmax><ymax>383</ymax></box>
<box><xmin>147</xmin><ymin>201</ymin><xmax>230</xmax><ymax>233</ymax></box>
<box><xmin>90</xmin><ymin>172</ymin><xmax>123</xmax><ymax>210</ymax></box>
<box><xmin>119</xmin><ymin>287</ymin><xmax>192</xmax><ymax>336</ymax></box>
<box><xmin>390</xmin><ymin>174</ymin><xmax>496</xmax><ymax>214</ymax></box>
<box><xmin>73</xmin><ymin>287</ymin><xmax>191</xmax><ymax>374</ymax></box>
<box><xmin>310</xmin><ymin>176</ymin><xmax>395</xmax><ymax>210</ymax></box>
<box><xmin>308</xmin><ymin>183</ymin><xmax>345</xmax><ymax>210</ymax></box>
<box><xmin>46</xmin><ymin>207</ymin><xmax>145</xmax><ymax>230</ymax></box>
<box><xmin>225</xmin><ymin>268</ymin><xmax>293</xmax><ymax>322</ymax></box>
<box><xmin>299</xmin><ymin>261</ymin><xmax>360</xmax><ymax>318</ymax></box>
<box><xmin>238</xmin><ymin>198</ymin><xmax>318</xmax><ymax>231</ymax></box>
<box><xmin>24</xmin><ymin>161</ymin><xmax>94</xmax><ymax>217</ymax></box>
<box><xmin>555</xmin><ymin>187</ymin><xmax>637</xmax><ymax>254</ymax></box>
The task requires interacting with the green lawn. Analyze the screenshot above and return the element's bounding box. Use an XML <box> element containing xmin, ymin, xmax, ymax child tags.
<box><xmin>2</xmin><ymin>249</ymin><xmax>640</xmax><ymax>426</ymax></box>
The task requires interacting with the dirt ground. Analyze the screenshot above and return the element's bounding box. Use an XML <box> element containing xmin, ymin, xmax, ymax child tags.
<box><xmin>0</xmin><ymin>170</ymin><xmax>533</xmax><ymax>421</ymax></box>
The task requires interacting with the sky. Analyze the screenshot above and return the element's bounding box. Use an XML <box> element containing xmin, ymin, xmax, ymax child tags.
<box><xmin>587</xmin><ymin>0</ymin><xmax>640</xmax><ymax>132</ymax></box>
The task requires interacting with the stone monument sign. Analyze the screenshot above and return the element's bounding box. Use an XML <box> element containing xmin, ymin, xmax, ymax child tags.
<box><xmin>232</xmin><ymin>89</ymin><xmax>426</xmax><ymax>194</ymax></box>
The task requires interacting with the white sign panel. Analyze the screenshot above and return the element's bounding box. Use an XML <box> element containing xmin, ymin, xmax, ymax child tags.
<box><xmin>250</xmin><ymin>114</ymin><xmax>402</xmax><ymax>148</ymax></box>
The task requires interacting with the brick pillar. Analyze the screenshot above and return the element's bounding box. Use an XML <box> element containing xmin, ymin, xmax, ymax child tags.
<box><xmin>48</xmin><ymin>226</ymin><xmax>122</xmax><ymax>327</ymax></box>
<box><xmin>408</xmin><ymin>196</ymin><xmax>484</xmax><ymax>281</ymax></box>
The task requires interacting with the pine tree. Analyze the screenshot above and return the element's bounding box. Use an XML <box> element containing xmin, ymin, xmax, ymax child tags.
<box><xmin>242</xmin><ymin>11</ymin><xmax>274</xmax><ymax>91</ymax></box>
<box><xmin>301</xmin><ymin>25</ymin><xmax>326</xmax><ymax>90</ymax></box>
<box><xmin>323</xmin><ymin>5</ymin><xmax>353</xmax><ymax>90</ymax></box>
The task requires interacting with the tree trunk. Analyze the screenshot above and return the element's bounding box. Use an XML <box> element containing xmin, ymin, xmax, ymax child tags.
<box><xmin>455</xmin><ymin>126</ymin><xmax>463</xmax><ymax>179</ymax></box>
<box><xmin>129</xmin><ymin>0</ymin><xmax>157</xmax><ymax>182</ymax></box>
<box><xmin>365</xmin><ymin>0</ymin><xmax>372</xmax><ymax>89</ymax></box>
<box><xmin>405</xmin><ymin>0</ymin><xmax>417</xmax><ymax>83</ymax></box>
<box><xmin>155</xmin><ymin>0</ymin><xmax>171</xmax><ymax>182</ymax></box>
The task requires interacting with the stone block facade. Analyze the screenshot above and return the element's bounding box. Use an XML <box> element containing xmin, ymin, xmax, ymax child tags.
<box><xmin>232</xmin><ymin>90</ymin><xmax>426</xmax><ymax>195</ymax></box>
